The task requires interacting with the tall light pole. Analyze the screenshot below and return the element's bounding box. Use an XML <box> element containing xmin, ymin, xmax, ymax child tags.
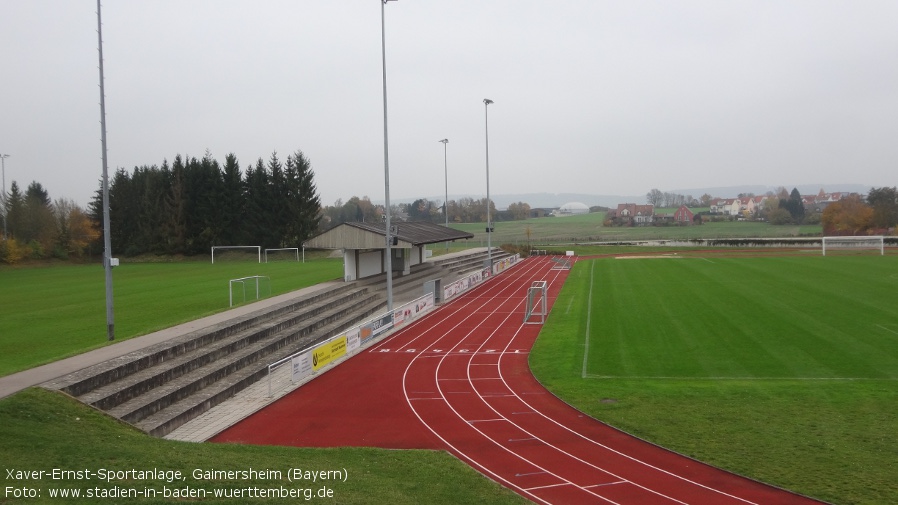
<box><xmin>438</xmin><ymin>138</ymin><xmax>449</xmax><ymax>252</ymax></box>
<box><xmin>0</xmin><ymin>154</ymin><xmax>9</xmax><ymax>239</ymax></box>
<box><xmin>97</xmin><ymin>0</ymin><xmax>115</xmax><ymax>341</ymax></box>
<box><xmin>483</xmin><ymin>98</ymin><xmax>494</xmax><ymax>269</ymax></box>
<box><xmin>381</xmin><ymin>0</ymin><xmax>397</xmax><ymax>311</ymax></box>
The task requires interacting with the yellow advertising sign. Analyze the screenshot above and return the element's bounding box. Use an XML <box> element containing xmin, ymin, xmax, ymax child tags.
<box><xmin>311</xmin><ymin>336</ymin><xmax>347</xmax><ymax>371</ymax></box>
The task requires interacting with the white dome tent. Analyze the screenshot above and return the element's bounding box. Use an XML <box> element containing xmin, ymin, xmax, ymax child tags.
<box><xmin>555</xmin><ymin>202</ymin><xmax>589</xmax><ymax>216</ymax></box>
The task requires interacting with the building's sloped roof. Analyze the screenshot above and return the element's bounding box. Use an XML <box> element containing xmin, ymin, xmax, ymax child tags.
<box><xmin>304</xmin><ymin>221</ymin><xmax>474</xmax><ymax>250</ymax></box>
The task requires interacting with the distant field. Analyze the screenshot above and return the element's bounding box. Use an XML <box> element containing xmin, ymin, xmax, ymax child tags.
<box><xmin>452</xmin><ymin>211</ymin><xmax>823</xmax><ymax>245</ymax></box>
<box><xmin>0</xmin><ymin>258</ymin><xmax>342</xmax><ymax>376</ymax></box>
<box><xmin>531</xmin><ymin>254</ymin><xmax>898</xmax><ymax>505</ymax></box>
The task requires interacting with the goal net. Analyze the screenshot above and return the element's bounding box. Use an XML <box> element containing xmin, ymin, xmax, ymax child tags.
<box><xmin>229</xmin><ymin>275</ymin><xmax>271</xmax><ymax>307</ymax></box>
<box><xmin>211</xmin><ymin>246</ymin><xmax>261</xmax><ymax>264</ymax></box>
<box><xmin>822</xmin><ymin>236</ymin><xmax>884</xmax><ymax>256</ymax></box>
<box><xmin>264</xmin><ymin>248</ymin><xmax>300</xmax><ymax>262</ymax></box>
<box><xmin>524</xmin><ymin>280</ymin><xmax>548</xmax><ymax>325</ymax></box>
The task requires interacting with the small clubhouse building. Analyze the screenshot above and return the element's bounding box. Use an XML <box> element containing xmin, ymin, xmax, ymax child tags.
<box><xmin>303</xmin><ymin>221</ymin><xmax>473</xmax><ymax>282</ymax></box>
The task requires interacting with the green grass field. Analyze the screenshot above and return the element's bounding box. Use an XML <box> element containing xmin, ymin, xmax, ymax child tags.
<box><xmin>0</xmin><ymin>388</ymin><xmax>526</xmax><ymax>504</ymax></box>
<box><xmin>531</xmin><ymin>254</ymin><xmax>898</xmax><ymax>505</ymax></box>
<box><xmin>0</xmin><ymin>258</ymin><xmax>343</xmax><ymax>376</ymax></box>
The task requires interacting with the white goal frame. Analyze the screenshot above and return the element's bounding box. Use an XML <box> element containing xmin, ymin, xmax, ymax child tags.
<box><xmin>211</xmin><ymin>246</ymin><xmax>261</xmax><ymax>264</ymax></box>
<box><xmin>264</xmin><ymin>247</ymin><xmax>300</xmax><ymax>263</ymax></box>
<box><xmin>229</xmin><ymin>275</ymin><xmax>270</xmax><ymax>307</ymax></box>
<box><xmin>524</xmin><ymin>280</ymin><xmax>548</xmax><ymax>325</ymax></box>
<box><xmin>822</xmin><ymin>236</ymin><xmax>884</xmax><ymax>256</ymax></box>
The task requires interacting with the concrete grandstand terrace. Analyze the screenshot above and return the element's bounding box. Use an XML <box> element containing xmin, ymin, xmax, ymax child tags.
<box><xmin>11</xmin><ymin>248</ymin><xmax>504</xmax><ymax>438</ymax></box>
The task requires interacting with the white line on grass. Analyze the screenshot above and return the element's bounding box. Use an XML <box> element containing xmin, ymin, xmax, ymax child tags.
<box><xmin>876</xmin><ymin>324</ymin><xmax>898</xmax><ymax>336</ymax></box>
<box><xmin>582</xmin><ymin>374</ymin><xmax>898</xmax><ymax>381</ymax></box>
<box><xmin>581</xmin><ymin>260</ymin><xmax>595</xmax><ymax>379</ymax></box>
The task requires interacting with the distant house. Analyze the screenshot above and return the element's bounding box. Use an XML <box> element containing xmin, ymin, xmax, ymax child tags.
<box><xmin>711</xmin><ymin>197</ymin><xmax>762</xmax><ymax>216</ymax></box>
<box><xmin>710</xmin><ymin>198</ymin><xmax>738</xmax><ymax>215</ymax></box>
<box><xmin>673</xmin><ymin>205</ymin><xmax>694</xmax><ymax>224</ymax></box>
<box><xmin>615</xmin><ymin>203</ymin><xmax>654</xmax><ymax>225</ymax></box>
<box><xmin>803</xmin><ymin>191</ymin><xmax>854</xmax><ymax>213</ymax></box>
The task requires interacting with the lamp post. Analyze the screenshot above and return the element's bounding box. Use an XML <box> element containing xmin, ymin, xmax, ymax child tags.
<box><xmin>438</xmin><ymin>138</ymin><xmax>449</xmax><ymax>251</ymax></box>
<box><xmin>97</xmin><ymin>0</ymin><xmax>115</xmax><ymax>341</ymax></box>
<box><xmin>483</xmin><ymin>98</ymin><xmax>494</xmax><ymax>269</ymax></box>
<box><xmin>381</xmin><ymin>0</ymin><xmax>397</xmax><ymax>311</ymax></box>
<box><xmin>1</xmin><ymin>154</ymin><xmax>8</xmax><ymax>239</ymax></box>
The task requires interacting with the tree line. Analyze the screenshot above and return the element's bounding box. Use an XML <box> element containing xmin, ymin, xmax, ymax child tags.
<box><xmin>319</xmin><ymin>196</ymin><xmax>531</xmax><ymax>229</ymax></box>
<box><xmin>821</xmin><ymin>187</ymin><xmax>898</xmax><ymax>235</ymax></box>
<box><xmin>0</xmin><ymin>182</ymin><xmax>98</xmax><ymax>263</ymax></box>
<box><xmin>89</xmin><ymin>151</ymin><xmax>321</xmax><ymax>257</ymax></box>
<box><xmin>1</xmin><ymin>149</ymin><xmax>321</xmax><ymax>264</ymax></box>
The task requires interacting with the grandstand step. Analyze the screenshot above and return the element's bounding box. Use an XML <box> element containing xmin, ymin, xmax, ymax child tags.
<box><xmin>79</xmin><ymin>287</ymin><xmax>371</xmax><ymax>411</ymax></box>
<box><xmin>134</xmin><ymin>299</ymin><xmax>386</xmax><ymax>437</ymax></box>
<box><xmin>46</xmin><ymin>282</ymin><xmax>357</xmax><ymax>398</ymax></box>
<box><xmin>103</xmin><ymin>295</ymin><xmax>384</xmax><ymax>425</ymax></box>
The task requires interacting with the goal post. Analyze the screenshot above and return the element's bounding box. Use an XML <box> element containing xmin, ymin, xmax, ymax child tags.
<box><xmin>211</xmin><ymin>246</ymin><xmax>261</xmax><ymax>264</ymax></box>
<box><xmin>822</xmin><ymin>236</ymin><xmax>884</xmax><ymax>256</ymax></box>
<box><xmin>524</xmin><ymin>280</ymin><xmax>548</xmax><ymax>325</ymax></box>
<box><xmin>264</xmin><ymin>247</ymin><xmax>300</xmax><ymax>262</ymax></box>
<box><xmin>229</xmin><ymin>275</ymin><xmax>271</xmax><ymax>307</ymax></box>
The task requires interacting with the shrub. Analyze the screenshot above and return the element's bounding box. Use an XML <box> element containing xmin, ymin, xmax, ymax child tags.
<box><xmin>0</xmin><ymin>238</ymin><xmax>29</xmax><ymax>264</ymax></box>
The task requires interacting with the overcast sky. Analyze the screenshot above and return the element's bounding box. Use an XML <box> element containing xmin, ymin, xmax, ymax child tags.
<box><xmin>2</xmin><ymin>0</ymin><xmax>896</xmax><ymax>208</ymax></box>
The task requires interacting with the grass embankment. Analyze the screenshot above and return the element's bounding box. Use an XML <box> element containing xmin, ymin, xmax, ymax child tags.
<box><xmin>531</xmin><ymin>256</ymin><xmax>898</xmax><ymax>505</ymax></box>
<box><xmin>0</xmin><ymin>388</ymin><xmax>526</xmax><ymax>504</ymax></box>
<box><xmin>0</xmin><ymin>258</ymin><xmax>343</xmax><ymax>376</ymax></box>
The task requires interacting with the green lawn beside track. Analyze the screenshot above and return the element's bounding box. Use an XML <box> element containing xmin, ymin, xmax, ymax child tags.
<box><xmin>0</xmin><ymin>388</ymin><xmax>526</xmax><ymax>505</ymax></box>
<box><xmin>531</xmin><ymin>255</ymin><xmax>898</xmax><ymax>505</ymax></box>
<box><xmin>0</xmin><ymin>258</ymin><xmax>343</xmax><ymax>377</ymax></box>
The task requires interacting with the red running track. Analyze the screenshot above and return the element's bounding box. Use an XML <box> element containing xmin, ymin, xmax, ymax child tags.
<box><xmin>213</xmin><ymin>256</ymin><xmax>825</xmax><ymax>505</ymax></box>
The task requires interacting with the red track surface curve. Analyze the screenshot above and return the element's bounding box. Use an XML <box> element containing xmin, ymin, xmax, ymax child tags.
<box><xmin>214</xmin><ymin>256</ymin><xmax>825</xmax><ymax>505</ymax></box>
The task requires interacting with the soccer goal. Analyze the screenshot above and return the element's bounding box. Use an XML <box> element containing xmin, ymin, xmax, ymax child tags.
<box><xmin>264</xmin><ymin>248</ymin><xmax>300</xmax><ymax>262</ymax></box>
<box><xmin>822</xmin><ymin>236</ymin><xmax>884</xmax><ymax>256</ymax></box>
<box><xmin>229</xmin><ymin>275</ymin><xmax>271</xmax><ymax>307</ymax></box>
<box><xmin>211</xmin><ymin>246</ymin><xmax>261</xmax><ymax>264</ymax></box>
<box><xmin>524</xmin><ymin>280</ymin><xmax>548</xmax><ymax>325</ymax></box>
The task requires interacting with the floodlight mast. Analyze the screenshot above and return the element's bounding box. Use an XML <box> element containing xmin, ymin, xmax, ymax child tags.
<box><xmin>381</xmin><ymin>0</ymin><xmax>398</xmax><ymax>311</ymax></box>
<box><xmin>484</xmin><ymin>98</ymin><xmax>494</xmax><ymax>269</ymax></box>
<box><xmin>97</xmin><ymin>0</ymin><xmax>115</xmax><ymax>340</ymax></box>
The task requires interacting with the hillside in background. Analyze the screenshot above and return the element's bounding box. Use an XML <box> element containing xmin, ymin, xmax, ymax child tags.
<box><xmin>402</xmin><ymin>184</ymin><xmax>872</xmax><ymax>210</ymax></box>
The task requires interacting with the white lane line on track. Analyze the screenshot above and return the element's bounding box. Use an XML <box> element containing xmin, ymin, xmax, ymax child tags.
<box><xmin>400</xmin><ymin>258</ymin><xmax>565</xmax><ymax>505</ymax></box>
<box><xmin>489</xmin><ymin>306</ymin><xmax>761</xmax><ymax>503</ymax></box>
<box><xmin>476</xmin><ymin>259</ymin><xmax>767</xmax><ymax>505</ymax></box>
<box><xmin>424</xmin><ymin>260</ymin><xmax>635</xmax><ymax>505</ymax></box>
<box><xmin>454</xmin><ymin>262</ymin><xmax>718</xmax><ymax>505</ymax></box>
